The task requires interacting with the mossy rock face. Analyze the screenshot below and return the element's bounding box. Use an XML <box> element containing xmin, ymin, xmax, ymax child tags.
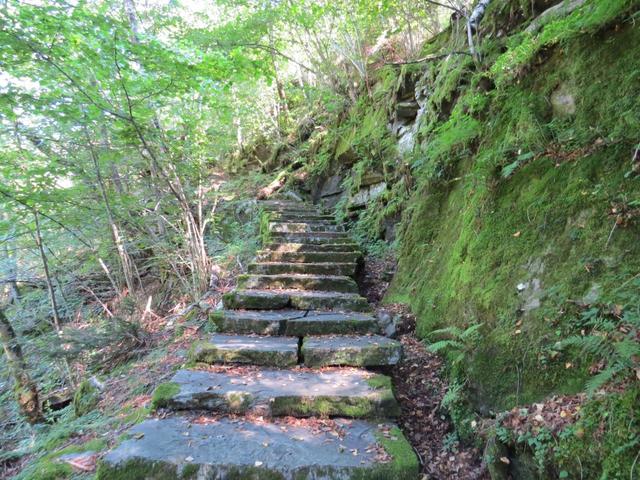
<box><xmin>150</xmin><ymin>382</ymin><xmax>181</xmax><ymax>410</ymax></box>
<box><xmin>73</xmin><ymin>380</ymin><xmax>100</xmax><ymax>417</ymax></box>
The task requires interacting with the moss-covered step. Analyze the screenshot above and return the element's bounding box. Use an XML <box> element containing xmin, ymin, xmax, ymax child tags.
<box><xmin>259</xmin><ymin>200</ymin><xmax>317</xmax><ymax>210</ymax></box>
<box><xmin>237</xmin><ymin>274</ymin><xmax>359</xmax><ymax>293</ymax></box>
<box><xmin>248</xmin><ymin>261</ymin><xmax>358</xmax><ymax>277</ymax></box>
<box><xmin>302</xmin><ymin>335</ymin><xmax>402</xmax><ymax>367</ymax></box>
<box><xmin>265</xmin><ymin>242</ymin><xmax>359</xmax><ymax>253</ymax></box>
<box><xmin>209</xmin><ymin>310</ymin><xmax>305</xmax><ymax>335</ymax></box>
<box><xmin>271</xmin><ymin>213</ymin><xmax>335</xmax><ymax>222</ymax></box>
<box><xmin>210</xmin><ymin>310</ymin><xmax>379</xmax><ymax>336</ymax></box>
<box><xmin>270</xmin><ymin>234</ymin><xmax>357</xmax><ymax>245</ymax></box>
<box><xmin>223</xmin><ymin>289</ymin><xmax>290</xmax><ymax>309</ymax></box>
<box><xmin>189</xmin><ymin>334</ymin><xmax>298</xmax><ymax>367</ymax></box>
<box><xmin>151</xmin><ymin>368</ymin><xmax>399</xmax><ymax>418</ymax></box>
<box><xmin>97</xmin><ymin>416</ymin><xmax>419</xmax><ymax>480</ymax></box>
<box><xmin>271</xmin><ymin>231</ymin><xmax>350</xmax><ymax>241</ymax></box>
<box><xmin>268</xmin><ymin>222</ymin><xmax>344</xmax><ymax>233</ymax></box>
<box><xmin>224</xmin><ymin>289</ymin><xmax>371</xmax><ymax>312</ymax></box>
<box><xmin>257</xmin><ymin>250</ymin><xmax>361</xmax><ymax>264</ymax></box>
<box><xmin>285</xmin><ymin>311</ymin><xmax>380</xmax><ymax>336</ymax></box>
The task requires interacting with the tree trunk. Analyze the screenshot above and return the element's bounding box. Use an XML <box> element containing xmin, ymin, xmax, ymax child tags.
<box><xmin>0</xmin><ymin>308</ymin><xmax>43</xmax><ymax>423</ymax></box>
<box><xmin>33</xmin><ymin>211</ymin><xmax>62</xmax><ymax>331</ymax></box>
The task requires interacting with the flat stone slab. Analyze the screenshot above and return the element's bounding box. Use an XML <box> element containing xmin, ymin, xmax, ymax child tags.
<box><xmin>209</xmin><ymin>310</ymin><xmax>306</xmax><ymax>335</ymax></box>
<box><xmin>257</xmin><ymin>250</ymin><xmax>361</xmax><ymax>264</ymax></box>
<box><xmin>98</xmin><ymin>416</ymin><xmax>419</xmax><ymax>480</ymax></box>
<box><xmin>270</xmin><ymin>233</ymin><xmax>354</xmax><ymax>246</ymax></box>
<box><xmin>302</xmin><ymin>336</ymin><xmax>402</xmax><ymax>367</ymax></box>
<box><xmin>190</xmin><ymin>334</ymin><xmax>298</xmax><ymax>367</ymax></box>
<box><xmin>153</xmin><ymin>368</ymin><xmax>399</xmax><ymax>418</ymax></box>
<box><xmin>210</xmin><ymin>310</ymin><xmax>380</xmax><ymax>336</ymax></box>
<box><xmin>285</xmin><ymin>312</ymin><xmax>380</xmax><ymax>336</ymax></box>
<box><xmin>248</xmin><ymin>262</ymin><xmax>358</xmax><ymax>277</ymax></box>
<box><xmin>224</xmin><ymin>290</ymin><xmax>371</xmax><ymax>312</ymax></box>
<box><xmin>266</xmin><ymin>242</ymin><xmax>359</xmax><ymax>253</ymax></box>
<box><xmin>269</xmin><ymin>222</ymin><xmax>343</xmax><ymax>233</ymax></box>
<box><xmin>238</xmin><ymin>274</ymin><xmax>358</xmax><ymax>293</ymax></box>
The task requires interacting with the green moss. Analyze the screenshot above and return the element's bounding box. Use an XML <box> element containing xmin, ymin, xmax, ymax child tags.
<box><xmin>96</xmin><ymin>458</ymin><xmax>180</xmax><ymax>480</ymax></box>
<box><xmin>73</xmin><ymin>380</ymin><xmax>99</xmax><ymax>417</ymax></box>
<box><xmin>553</xmin><ymin>385</ymin><xmax>640</xmax><ymax>478</ymax></box>
<box><xmin>367</xmin><ymin>426</ymin><xmax>420</xmax><ymax>480</ymax></box>
<box><xmin>366</xmin><ymin>374</ymin><xmax>393</xmax><ymax>390</ymax></box>
<box><xmin>150</xmin><ymin>382</ymin><xmax>180</xmax><ymax>410</ymax></box>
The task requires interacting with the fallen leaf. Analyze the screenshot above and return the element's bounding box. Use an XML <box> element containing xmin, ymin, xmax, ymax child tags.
<box><xmin>513</xmin><ymin>231</ymin><xmax>521</xmax><ymax>238</ymax></box>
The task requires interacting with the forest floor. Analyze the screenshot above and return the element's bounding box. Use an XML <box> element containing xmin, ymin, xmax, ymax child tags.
<box><xmin>361</xmin><ymin>255</ymin><xmax>487</xmax><ymax>479</ymax></box>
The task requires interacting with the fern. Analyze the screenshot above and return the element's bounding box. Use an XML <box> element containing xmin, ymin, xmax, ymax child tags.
<box><xmin>426</xmin><ymin>323</ymin><xmax>484</xmax><ymax>365</ymax></box>
<box><xmin>557</xmin><ymin>286</ymin><xmax>640</xmax><ymax>395</ymax></box>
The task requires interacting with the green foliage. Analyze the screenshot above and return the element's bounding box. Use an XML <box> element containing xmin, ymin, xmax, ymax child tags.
<box><xmin>556</xmin><ymin>279</ymin><xmax>640</xmax><ymax>394</ymax></box>
<box><xmin>73</xmin><ymin>380</ymin><xmax>100</xmax><ymax>417</ymax></box>
<box><xmin>427</xmin><ymin>323</ymin><xmax>484</xmax><ymax>366</ymax></box>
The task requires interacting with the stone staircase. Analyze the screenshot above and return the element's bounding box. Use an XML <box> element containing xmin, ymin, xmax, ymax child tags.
<box><xmin>98</xmin><ymin>200</ymin><xmax>419</xmax><ymax>479</ymax></box>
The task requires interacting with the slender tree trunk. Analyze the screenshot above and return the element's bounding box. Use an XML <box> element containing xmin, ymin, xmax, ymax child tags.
<box><xmin>33</xmin><ymin>211</ymin><xmax>61</xmax><ymax>331</ymax></box>
<box><xmin>0</xmin><ymin>308</ymin><xmax>43</xmax><ymax>423</ymax></box>
<box><xmin>85</xmin><ymin>127</ymin><xmax>137</xmax><ymax>294</ymax></box>
<box><xmin>1</xmin><ymin>214</ymin><xmax>20</xmax><ymax>304</ymax></box>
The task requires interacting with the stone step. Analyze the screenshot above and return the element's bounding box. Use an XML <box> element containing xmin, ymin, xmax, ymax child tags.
<box><xmin>248</xmin><ymin>262</ymin><xmax>358</xmax><ymax>277</ymax></box>
<box><xmin>271</xmin><ymin>213</ymin><xmax>335</xmax><ymax>222</ymax></box>
<box><xmin>259</xmin><ymin>200</ymin><xmax>316</xmax><ymax>210</ymax></box>
<box><xmin>270</xmin><ymin>232</ymin><xmax>352</xmax><ymax>244</ymax></box>
<box><xmin>257</xmin><ymin>250</ymin><xmax>361</xmax><ymax>264</ymax></box>
<box><xmin>265</xmin><ymin>242</ymin><xmax>360</xmax><ymax>253</ymax></box>
<box><xmin>238</xmin><ymin>274</ymin><xmax>359</xmax><ymax>293</ymax></box>
<box><xmin>210</xmin><ymin>310</ymin><xmax>381</xmax><ymax>336</ymax></box>
<box><xmin>190</xmin><ymin>334</ymin><xmax>298</xmax><ymax>367</ymax></box>
<box><xmin>98</xmin><ymin>416</ymin><xmax>419</xmax><ymax>480</ymax></box>
<box><xmin>152</xmin><ymin>368</ymin><xmax>399</xmax><ymax>418</ymax></box>
<box><xmin>302</xmin><ymin>335</ymin><xmax>403</xmax><ymax>367</ymax></box>
<box><xmin>268</xmin><ymin>222</ymin><xmax>344</xmax><ymax>233</ymax></box>
<box><xmin>223</xmin><ymin>289</ymin><xmax>371</xmax><ymax>312</ymax></box>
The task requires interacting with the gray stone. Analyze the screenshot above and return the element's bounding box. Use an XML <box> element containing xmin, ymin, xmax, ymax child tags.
<box><xmin>156</xmin><ymin>368</ymin><xmax>399</xmax><ymax>418</ymax></box>
<box><xmin>319</xmin><ymin>174</ymin><xmax>345</xmax><ymax>198</ymax></box>
<box><xmin>210</xmin><ymin>310</ymin><xmax>379</xmax><ymax>336</ymax></box>
<box><xmin>257</xmin><ymin>250</ymin><xmax>361</xmax><ymax>264</ymax></box>
<box><xmin>270</xmin><ymin>233</ymin><xmax>357</xmax><ymax>245</ymax></box>
<box><xmin>248</xmin><ymin>262</ymin><xmax>358</xmax><ymax>277</ymax></box>
<box><xmin>98</xmin><ymin>416</ymin><xmax>419</xmax><ymax>480</ymax></box>
<box><xmin>285</xmin><ymin>312</ymin><xmax>381</xmax><ymax>336</ymax></box>
<box><xmin>265</xmin><ymin>242</ymin><xmax>358</xmax><ymax>253</ymax></box>
<box><xmin>210</xmin><ymin>310</ymin><xmax>305</xmax><ymax>335</ymax></box>
<box><xmin>350</xmin><ymin>182</ymin><xmax>387</xmax><ymax>208</ymax></box>
<box><xmin>238</xmin><ymin>274</ymin><xmax>359</xmax><ymax>293</ymax></box>
<box><xmin>268</xmin><ymin>222</ymin><xmax>343</xmax><ymax>233</ymax></box>
<box><xmin>550</xmin><ymin>84</ymin><xmax>576</xmax><ymax>117</ymax></box>
<box><xmin>396</xmin><ymin>100</ymin><xmax>420</xmax><ymax>120</ymax></box>
<box><xmin>302</xmin><ymin>335</ymin><xmax>402</xmax><ymax>367</ymax></box>
<box><xmin>376</xmin><ymin>310</ymin><xmax>401</xmax><ymax>338</ymax></box>
<box><xmin>225</xmin><ymin>289</ymin><xmax>371</xmax><ymax>312</ymax></box>
<box><xmin>288</xmin><ymin>290</ymin><xmax>371</xmax><ymax>312</ymax></box>
<box><xmin>190</xmin><ymin>334</ymin><xmax>298</xmax><ymax>367</ymax></box>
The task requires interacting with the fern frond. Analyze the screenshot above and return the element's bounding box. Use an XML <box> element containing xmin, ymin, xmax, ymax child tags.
<box><xmin>428</xmin><ymin>339</ymin><xmax>464</xmax><ymax>353</ymax></box>
<box><xmin>429</xmin><ymin>325</ymin><xmax>464</xmax><ymax>340</ymax></box>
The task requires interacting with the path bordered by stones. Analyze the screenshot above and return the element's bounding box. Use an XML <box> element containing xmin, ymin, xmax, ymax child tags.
<box><xmin>98</xmin><ymin>200</ymin><xmax>419</xmax><ymax>479</ymax></box>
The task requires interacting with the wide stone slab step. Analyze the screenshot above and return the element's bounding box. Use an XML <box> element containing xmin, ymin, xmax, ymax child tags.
<box><xmin>238</xmin><ymin>274</ymin><xmax>358</xmax><ymax>293</ymax></box>
<box><xmin>302</xmin><ymin>335</ymin><xmax>403</xmax><ymax>367</ymax></box>
<box><xmin>265</xmin><ymin>242</ymin><xmax>360</xmax><ymax>253</ymax></box>
<box><xmin>271</xmin><ymin>213</ymin><xmax>335</xmax><ymax>222</ymax></box>
<box><xmin>223</xmin><ymin>289</ymin><xmax>371</xmax><ymax>312</ymax></box>
<box><xmin>257</xmin><ymin>250</ymin><xmax>361</xmax><ymax>264</ymax></box>
<box><xmin>153</xmin><ymin>368</ymin><xmax>399</xmax><ymax>418</ymax></box>
<box><xmin>210</xmin><ymin>310</ymin><xmax>381</xmax><ymax>336</ymax></box>
<box><xmin>190</xmin><ymin>334</ymin><xmax>298</xmax><ymax>367</ymax></box>
<box><xmin>270</xmin><ymin>232</ymin><xmax>352</xmax><ymax>244</ymax></box>
<box><xmin>268</xmin><ymin>222</ymin><xmax>344</xmax><ymax>233</ymax></box>
<box><xmin>98</xmin><ymin>416</ymin><xmax>419</xmax><ymax>480</ymax></box>
<box><xmin>248</xmin><ymin>262</ymin><xmax>358</xmax><ymax>277</ymax></box>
